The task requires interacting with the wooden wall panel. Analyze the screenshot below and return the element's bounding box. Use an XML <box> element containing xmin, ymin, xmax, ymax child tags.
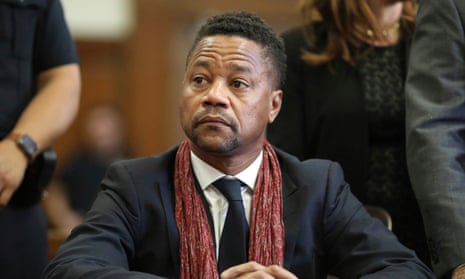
<box><xmin>54</xmin><ymin>41</ymin><xmax>128</xmax><ymax>171</ymax></box>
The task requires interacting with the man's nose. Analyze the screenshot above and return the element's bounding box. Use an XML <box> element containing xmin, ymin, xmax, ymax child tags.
<box><xmin>203</xmin><ymin>80</ymin><xmax>229</xmax><ymax>107</ymax></box>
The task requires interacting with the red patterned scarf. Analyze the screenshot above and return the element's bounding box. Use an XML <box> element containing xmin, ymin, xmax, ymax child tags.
<box><xmin>174</xmin><ymin>140</ymin><xmax>284</xmax><ymax>279</ymax></box>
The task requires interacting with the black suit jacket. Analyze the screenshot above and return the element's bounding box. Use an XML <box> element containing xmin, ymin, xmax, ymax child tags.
<box><xmin>406</xmin><ymin>0</ymin><xmax>465</xmax><ymax>278</ymax></box>
<box><xmin>43</xmin><ymin>146</ymin><xmax>433</xmax><ymax>278</ymax></box>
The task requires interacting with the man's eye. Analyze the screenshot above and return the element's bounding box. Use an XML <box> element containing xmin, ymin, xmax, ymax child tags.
<box><xmin>231</xmin><ymin>80</ymin><xmax>248</xmax><ymax>89</ymax></box>
<box><xmin>193</xmin><ymin>76</ymin><xmax>206</xmax><ymax>85</ymax></box>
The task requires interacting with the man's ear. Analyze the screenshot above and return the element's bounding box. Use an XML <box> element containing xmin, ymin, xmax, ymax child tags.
<box><xmin>269</xmin><ymin>89</ymin><xmax>283</xmax><ymax>123</ymax></box>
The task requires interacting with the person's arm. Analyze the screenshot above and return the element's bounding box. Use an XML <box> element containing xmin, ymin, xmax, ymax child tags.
<box><xmin>405</xmin><ymin>0</ymin><xmax>465</xmax><ymax>278</ymax></box>
<box><xmin>13</xmin><ymin>64</ymin><xmax>80</xmax><ymax>150</ymax></box>
<box><xmin>42</xmin><ymin>161</ymin><xmax>169</xmax><ymax>279</ymax></box>
<box><xmin>223</xmin><ymin>160</ymin><xmax>434</xmax><ymax>278</ymax></box>
<box><xmin>0</xmin><ymin>0</ymin><xmax>80</xmax><ymax>206</ymax></box>
<box><xmin>321</xmin><ymin>162</ymin><xmax>434</xmax><ymax>278</ymax></box>
<box><xmin>0</xmin><ymin>64</ymin><xmax>80</xmax><ymax>206</ymax></box>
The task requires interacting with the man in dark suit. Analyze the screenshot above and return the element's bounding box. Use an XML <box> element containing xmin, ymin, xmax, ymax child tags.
<box><xmin>406</xmin><ymin>0</ymin><xmax>465</xmax><ymax>278</ymax></box>
<box><xmin>43</xmin><ymin>11</ymin><xmax>433</xmax><ymax>279</ymax></box>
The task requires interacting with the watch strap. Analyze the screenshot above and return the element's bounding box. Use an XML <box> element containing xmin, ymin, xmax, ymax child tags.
<box><xmin>6</xmin><ymin>133</ymin><xmax>39</xmax><ymax>162</ymax></box>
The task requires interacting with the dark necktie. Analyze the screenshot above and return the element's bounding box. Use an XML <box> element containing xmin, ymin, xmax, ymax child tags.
<box><xmin>214</xmin><ymin>177</ymin><xmax>249</xmax><ymax>273</ymax></box>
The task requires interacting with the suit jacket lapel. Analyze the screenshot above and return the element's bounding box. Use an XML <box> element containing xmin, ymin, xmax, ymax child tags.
<box><xmin>281</xmin><ymin>170</ymin><xmax>301</xmax><ymax>268</ymax></box>
<box><xmin>158</xmin><ymin>179</ymin><xmax>181</xmax><ymax>270</ymax></box>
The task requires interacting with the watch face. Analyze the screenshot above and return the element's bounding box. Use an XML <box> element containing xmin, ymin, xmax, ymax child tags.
<box><xmin>17</xmin><ymin>134</ymin><xmax>38</xmax><ymax>159</ymax></box>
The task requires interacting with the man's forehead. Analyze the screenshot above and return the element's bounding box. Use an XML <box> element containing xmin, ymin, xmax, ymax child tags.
<box><xmin>188</xmin><ymin>35</ymin><xmax>265</xmax><ymax>68</ymax></box>
<box><xmin>197</xmin><ymin>34</ymin><xmax>258</xmax><ymax>46</ymax></box>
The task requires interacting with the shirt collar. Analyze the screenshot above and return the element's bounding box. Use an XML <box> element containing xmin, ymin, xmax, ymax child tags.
<box><xmin>190</xmin><ymin>150</ymin><xmax>263</xmax><ymax>191</ymax></box>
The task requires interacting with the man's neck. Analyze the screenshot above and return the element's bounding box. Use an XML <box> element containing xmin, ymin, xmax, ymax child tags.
<box><xmin>190</xmin><ymin>145</ymin><xmax>263</xmax><ymax>176</ymax></box>
<box><xmin>366</xmin><ymin>0</ymin><xmax>403</xmax><ymax>30</ymax></box>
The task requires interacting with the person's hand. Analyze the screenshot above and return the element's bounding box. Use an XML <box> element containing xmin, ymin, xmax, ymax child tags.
<box><xmin>220</xmin><ymin>261</ymin><xmax>298</xmax><ymax>279</ymax></box>
<box><xmin>0</xmin><ymin>139</ymin><xmax>28</xmax><ymax>207</ymax></box>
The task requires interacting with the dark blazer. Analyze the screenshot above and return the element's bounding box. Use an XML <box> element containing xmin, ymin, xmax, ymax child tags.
<box><xmin>42</xmin><ymin>146</ymin><xmax>433</xmax><ymax>279</ymax></box>
<box><xmin>406</xmin><ymin>0</ymin><xmax>465</xmax><ymax>278</ymax></box>
<box><xmin>267</xmin><ymin>25</ymin><xmax>411</xmax><ymax>195</ymax></box>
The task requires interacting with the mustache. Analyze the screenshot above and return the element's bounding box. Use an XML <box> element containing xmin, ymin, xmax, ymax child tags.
<box><xmin>192</xmin><ymin>107</ymin><xmax>237</xmax><ymax>130</ymax></box>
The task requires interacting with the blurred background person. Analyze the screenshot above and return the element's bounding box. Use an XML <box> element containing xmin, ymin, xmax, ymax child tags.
<box><xmin>44</xmin><ymin>103</ymin><xmax>130</xmax><ymax>232</ymax></box>
<box><xmin>0</xmin><ymin>0</ymin><xmax>80</xmax><ymax>278</ymax></box>
<box><xmin>268</xmin><ymin>0</ymin><xmax>431</xmax><ymax>266</ymax></box>
<box><xmin>406</xmin><ymin>0</ymin><xmax>465</xmax><ymax>278</ymax></box>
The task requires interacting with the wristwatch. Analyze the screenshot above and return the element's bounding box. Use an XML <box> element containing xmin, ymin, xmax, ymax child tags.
<box><xmin>8</xmin><ymin>133</ymin><xmax>39</xmax><ymax>162</ymax></box>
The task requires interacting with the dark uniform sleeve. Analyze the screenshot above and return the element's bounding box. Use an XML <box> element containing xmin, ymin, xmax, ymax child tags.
<box><xmin>34</xmin><ymin>0</ymin><xmax>79</xmax><ymax>73</ymax></box>
<box><xmin>0</xmin><ymin>0</ymin><xmax>78</xmax><ymax>135</ymax></box>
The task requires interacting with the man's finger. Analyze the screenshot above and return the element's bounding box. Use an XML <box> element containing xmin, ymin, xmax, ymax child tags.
<box><xmin>221</xmin><ymin>261</ymin><xmax>266</xmax><ymax>279</ymax></box>
<box><xmin>0</xmin><ymin>188</ymin><xmax>14</xmax><ymax>207</ymax></box>
<box><xmin>265</xmin><ymin>265</ymin><xmax>298</xmax><ymax>279</ymax></box>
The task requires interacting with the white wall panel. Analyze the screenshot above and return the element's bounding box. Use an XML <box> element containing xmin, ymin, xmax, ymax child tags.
<box><xmin>61</xmin><ymin>0</ymin><xmax>135</xmax><ymax>40</ymax></box>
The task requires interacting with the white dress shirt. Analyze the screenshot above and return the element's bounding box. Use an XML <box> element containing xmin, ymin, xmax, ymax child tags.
<box><xmin>190</xmin><ymin>151</ymin><xmax>263</xmax><ymax>256</ymax></box>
